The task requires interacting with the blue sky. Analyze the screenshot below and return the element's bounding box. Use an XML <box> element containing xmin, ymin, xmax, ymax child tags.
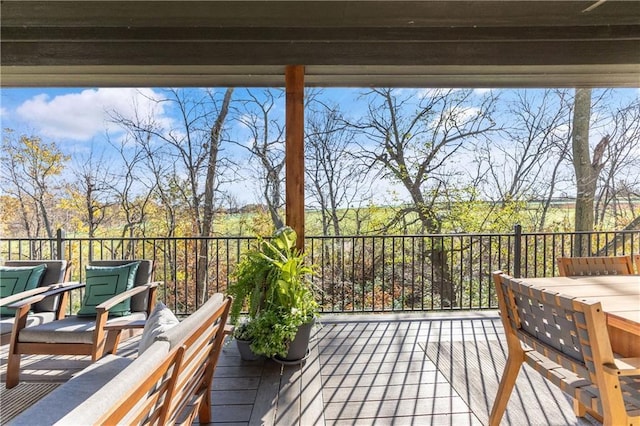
<box><xmin>1</xmin><ymin>87</ymin><xmax>374</xmax><ymax>205</ymax></box>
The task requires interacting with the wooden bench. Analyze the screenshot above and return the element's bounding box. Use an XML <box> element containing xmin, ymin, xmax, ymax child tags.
<box><xmin>10</xmin><ymin>294</ymin><xmax>232</xmax><ymax>425</ymax></box>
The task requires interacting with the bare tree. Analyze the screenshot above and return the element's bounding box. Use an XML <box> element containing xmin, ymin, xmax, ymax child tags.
<box><xmin>123</xmin><ymin>125</ymin><xmax>179</xmax><ymax>239</ymax></box>
<box><xmin>110</xmin><ymin>88</ymin><xmax>235</xmax><ymax>306</ymax></box>
<box><xmin>486</xmin><ymin>90</ymin><xmax>571</xmax><ymax>201</ymax></box>
<box><xmin>477</xmin><ymin>89</ymin><xmax>574</xmax><ymax>231</ymax></box>
<box><xmin>233</xmin><ymin>89</ymin><xmax>286</xmax><ymax>229</ymax></box>
<box><xmin>305</xmin><ymin>101</ymin><xmax>371</xmax><ymax>236</ymax></box>
<box><xmin>105</xmin><ymin>133</ymin><xmax>156</xmax><ymax>252</ymax></box>
<box><xmin>66</xmin><ymin>148</ymin><xmax>115</xmax><ymax>241</ymax></box>
<box><xmin>572</xmin><ymin>88</ymin><xmax>610</xmax><ymax>255</ymax></box>
<box><xmin>594</xmin><ymin>98</ymin><xmax>640</xmax><ymax>228</ymax></box>
<box><xmin>537</xmin><ymin>140</ymin><xmax>573</xmax><ymax>232</ymax></box>
<box><xmin>355</xmin><ymin>88</ymin><xmax>498</xmax><ymax>306</ymax></box>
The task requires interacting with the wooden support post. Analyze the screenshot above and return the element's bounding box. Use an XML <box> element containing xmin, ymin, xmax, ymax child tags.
<box><xmin>285</xmin><ymin>65</ymin><xmax>305</xmax><ymax>249</ymax></box>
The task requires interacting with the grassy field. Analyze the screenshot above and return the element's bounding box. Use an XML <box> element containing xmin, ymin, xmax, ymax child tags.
<box><xmin>212</xmin><ymin>199</ymin><xmax>639</xmax><ymax>237</ymax></box>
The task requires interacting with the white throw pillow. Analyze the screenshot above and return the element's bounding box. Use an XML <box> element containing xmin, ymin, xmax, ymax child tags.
<box><xmin>138</xmin><ymin>302</ymin><xmax>179</xmax><ymax>355</ymax></box>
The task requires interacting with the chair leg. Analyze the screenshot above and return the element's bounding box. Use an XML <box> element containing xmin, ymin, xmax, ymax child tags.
<box><xmin>7</xmin><ymin>306</ymin><xmax>30</xmax><ymax>389</ymax></box>
<box><xmin>198</xmin><ymin>388</ymin><xmax>213</xmax><ymax>424</ymax></box>
<box><xmin>91</xmin><ymin>348</ymin><xmax>104</xmax><ymax>362</ymax></box>
<box><xmin>6</xmin><ymin>351</ymin><xmax>21</xmax><ymax>389</ymax></box>
<box><xmin>489</xmin><ymin>354</ymin><xmax>522</xmax><ymax>426</ymax></box>
<box><xmin>104</xmin><ymin>330</ymin><xmax>122</xmax><ymax>355</ymax></box>
<box><xmin>91</xmin><ymin>337</ymin><xmax>106</xmax><ymax>361</ymax></box>
<box><xmin>573</xmin><ymin>398</ymin><xmax>587</xmax><ymax>418</ymax></box>
<box><xmin>92</xmin><ymin>312</ymin><xmax>109</xmax><ymax>361</ymax></box>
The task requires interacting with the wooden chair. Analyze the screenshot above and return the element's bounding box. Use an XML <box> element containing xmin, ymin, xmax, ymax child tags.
<box><xmin>557</xmin><ymin>255</ymin><xmax>634</xmax><ymax>276</ymax></box>
<box><xmin>491</xmin><ymin>271</ymin><xmax>640</xmax><ymax>426</ymax></box>
<box><xmin>0</xmin><ymin>260</ymin><xmax>73</xmax><ymax>345</ymax></box>
<box><xmin>6</xmin><ymin>259</ymin><xmax>160</xmax><ymax>388</ymax></box>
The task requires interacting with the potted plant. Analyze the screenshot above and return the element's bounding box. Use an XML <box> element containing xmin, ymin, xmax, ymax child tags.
<box><xmin>232</xmin><ymin>321</ymin><xmax>261</xmax><ymax>361</ymax></box>
<box><xmin>228</xmin><ymin>226</ymin><xmax>318</xmax><ymax>362</ymax></box>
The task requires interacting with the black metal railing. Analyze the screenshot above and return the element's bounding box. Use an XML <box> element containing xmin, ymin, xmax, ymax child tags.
<box><xmin>2</xmin><ymin>226</ymin><xmax>639</xmax><ymax>316</ymax></box>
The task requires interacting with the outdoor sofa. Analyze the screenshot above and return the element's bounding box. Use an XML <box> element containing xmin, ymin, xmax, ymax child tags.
<box><xmin>9</xmin><ymin>293</ymin><xmax>232</xmax><ymax>425</ymax></box>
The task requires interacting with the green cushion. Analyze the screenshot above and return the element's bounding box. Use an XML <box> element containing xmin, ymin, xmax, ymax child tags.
<box><xmin>77</xmin><ymin>262</ymin><xmax>140</xmax><ymax>317</ymax></box>
<box><xmin>0</xmin><ymin>264</ymin><xmax>48</xmax><ymax>316</ymax></box>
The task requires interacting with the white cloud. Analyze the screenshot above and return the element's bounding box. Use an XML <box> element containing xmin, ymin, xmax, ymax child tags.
<box><xmin>474</xmin><ymin>88</ymin><xmax>494</xmax><ymax>95</ymax></box>
<box><xmin>15</xmin><ymin>88</ymin><xmax>166</xmax><ymax>141</ymax></box>
<box><xmin>458</xmin><ymin>106</ymin><xmax>481</xmax><ymax>121</ymax></box>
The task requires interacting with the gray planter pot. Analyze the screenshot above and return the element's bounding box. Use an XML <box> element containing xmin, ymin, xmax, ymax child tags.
<box><xmin>236</xmin><ymin>339</ymin><xmax>260</xmax><ymax>361</ymax></box>
<box><xmin>282</xmin><ymin>318</ymin><xmax>315</xmax><ymax>361</ymax></box>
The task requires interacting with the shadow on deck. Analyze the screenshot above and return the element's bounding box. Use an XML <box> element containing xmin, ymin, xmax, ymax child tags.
<box><xmin>1</xmin><ymin>311</ymin><xmax>598</xmax><ymax>425</ymax></box>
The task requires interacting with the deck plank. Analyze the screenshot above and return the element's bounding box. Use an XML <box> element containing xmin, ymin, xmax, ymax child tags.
<box><xmin>299</xmin><ymin>340</ymin><xmax>325</xmax><ymax>426</ymax></box>
<box><xmin>1</xmin><ymin>313</ymin><xmax>509</xmax><ymax>425</ymax></box>
<box><xmin>322</xmin><ymin>382</ymin><xmax>457</xmax><ymax>403</ymax></box>
<box><xmin>323</xmin><ymin>395</ymin><xmax>472</xmax><ymax>420</ymax></box>
<box><xmin>248</xmin><ymin>360</ymin><xmax>280</xmax><ymax>426</ymax></box>
<box><xmin>274</xmin><ymin>363</ymin><xmax>303</xmax><ymax>425</ymax></box>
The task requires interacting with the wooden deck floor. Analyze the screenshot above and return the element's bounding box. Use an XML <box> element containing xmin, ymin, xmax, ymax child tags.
<box><xmin>1</xmin><ymin>311</ymin><xmax>597</xmax><ymax>425</ymax></box>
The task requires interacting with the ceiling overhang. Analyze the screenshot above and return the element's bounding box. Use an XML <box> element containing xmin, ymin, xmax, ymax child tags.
<box><xmin>2</xmin><ymin>1</ymin><xmax>639</xmax><ymax>88</ymax></box>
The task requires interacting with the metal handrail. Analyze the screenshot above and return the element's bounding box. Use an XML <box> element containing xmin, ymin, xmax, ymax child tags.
<box><xmin>2</xmin><ymin>227</ymin><xmax>638</xmax><ymax>316</ymax></box>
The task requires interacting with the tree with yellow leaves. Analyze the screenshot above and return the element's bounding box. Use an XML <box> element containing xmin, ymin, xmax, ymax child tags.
<box><xmin>1</xmin><ymin>129</ymin><xmax>69</xmax><ymax>245</ymax></box>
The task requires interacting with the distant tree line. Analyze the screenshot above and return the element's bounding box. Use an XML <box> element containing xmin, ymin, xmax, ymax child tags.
<box><xmin>2</xmin><ymin>88</ymin><xmax>639</xmax><ymax>302</ymax></box>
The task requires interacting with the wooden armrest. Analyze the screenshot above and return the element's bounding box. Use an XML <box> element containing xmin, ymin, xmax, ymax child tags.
<box><xmin>104</xmin><ymin>319</ymin><xmax>147</xmax><ymax>331</ymax></box>
<box><xmin>49</xmin><ymin>281</ymin><xmax>83</xmax><ymax>289</ymax></box>
<box><xmin>96</xmin><ymin>284</ymin><xmax>154</xmax><ymax>312</ymax></box>
<box><xmin>0</xmin><ymin>286</ymin><xmax>52</xmax><ymax>307</ymax></box>
<box><xmin>45</xmin><ymin>281</ymin><xmax>84</xmax><ymax>294</ymax></box>
<box><xmin>603</xmin><ymin>357</ymin><xmax>640</xmax><ymax>376</ymax></box>
<box><xmin>224</xmin><ymin>324</ymin><xmax>235</xmax><ymax>336</ymax></box>
<box><xmin>7</xmin><ymin>282</ymin><xmax>85</xmax><ymax>309</ymax></box>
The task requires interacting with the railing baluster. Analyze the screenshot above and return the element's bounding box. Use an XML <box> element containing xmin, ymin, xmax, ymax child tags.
<box><xmin>513</xmin><ymin>225</ymin><xmax>522</xmax><ymax>278</ymax></box>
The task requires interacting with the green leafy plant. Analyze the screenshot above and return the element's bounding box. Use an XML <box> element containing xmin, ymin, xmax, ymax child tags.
<box><xmin>228</xmin><ymin>226</ymin><xmax>318</xmax><ymax>358</ymax></box>
<box><xmin>232</xmin><ymin>322</ymin><xmax>253</xmax><ymax>341</ymax></box>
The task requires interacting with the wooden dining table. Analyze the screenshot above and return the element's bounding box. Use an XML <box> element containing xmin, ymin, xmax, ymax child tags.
<box><xmin>517</xmin><ymin>275</ymin><xmax>640</xmax><ymax>357</ymax></box>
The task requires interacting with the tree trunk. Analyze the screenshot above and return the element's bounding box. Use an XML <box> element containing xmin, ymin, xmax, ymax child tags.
<box><xmin>265</xmin><ymin>167</ymin><xmax>285</xmax><ymax>229</ymax></box>
<box><xmin>572</xmin><ymin>88</ymin><xmax>610</xmax><ymax>256</ymax></box>
<box><xmin>197</xmin><ymin>88</ymin><xmax>234</xmax><ymax>306</ymax></box>
<box><xmin>572</xmin><ymin>88</ymin><xmax>594</xmax><ymax>256</ymax></box>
